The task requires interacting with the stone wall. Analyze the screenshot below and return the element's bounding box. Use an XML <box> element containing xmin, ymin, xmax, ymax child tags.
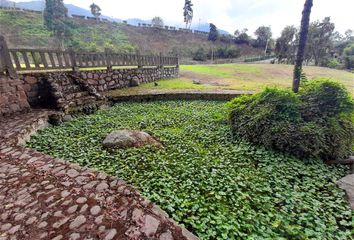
<box><xmin>21</xmin><ymin>74</ymin><xmax>54</xmax><ymax>107</ymax></box>
<box><xmin>0</xmin><ymin>66</ymin><xmax>178</xmax><ymax>115</ymax></box>
<box><xmin>0</xmin><ymin>75</ymin><xmax>30</xmax><ymax>116</ymax></box>
<box><xmin>80</xmin><ymin>67</ymin><xmax>179</xmax><ymax>92</ymax></box>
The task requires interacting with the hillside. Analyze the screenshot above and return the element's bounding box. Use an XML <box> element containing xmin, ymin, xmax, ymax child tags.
<box><xmin>0</xmin><ymin>9</ymin><xmax>261</xmax><ymax>61</ymax></box>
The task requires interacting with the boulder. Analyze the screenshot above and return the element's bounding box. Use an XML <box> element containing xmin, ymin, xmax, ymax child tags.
<box><xmin>337</xmin><ymin>174</ymin><xmax>354</xmax><ymax>209</ymax></box>
<box><xmin>193</xmin><ymin>79</ymin><xmax>201</xmax><ymax>85</ymax></box>
<box><xmin>130</xmin><ymin>77</ymin><xmax>140</xmax><ymax>87</ymax></box>
<box><xmin>103</xmin><ymin>130</ymin><xmax>162</xmax><ymax>150</ymax></box>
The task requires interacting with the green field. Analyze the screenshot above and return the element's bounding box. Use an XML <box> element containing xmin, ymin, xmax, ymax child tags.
<box><xmin>27</xmin><ymin>101</ymin><xmax>353</xmax><ymax>239</ymax></box>
<box><xmin>108</xmin><ymin>64</ymin><xmax>353</xmax><ymax>96</ymax></box>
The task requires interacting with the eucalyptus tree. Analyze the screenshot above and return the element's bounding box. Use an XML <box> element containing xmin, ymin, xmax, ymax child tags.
<box><xmin>90</xmin><ymin>3</ymin><xmax>102</xmax><ymax>19</ymax></box>
<box><xmin>183</xmin><ymin>0</ymin><xmax>193</xmax><ymax>29</ymax></box>
<box><xmin>293</xmin><ymin>0</ymin><xmax>313</xmax><ymax>93</ymax></box>
<box><xmin>44</xmin><ymin>0</ymin><xmax>68</xmax><ymax>49</ymax></box>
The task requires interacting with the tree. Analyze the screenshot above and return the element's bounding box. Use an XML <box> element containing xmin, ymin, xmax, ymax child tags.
<box><xmin>306</xmin><ymin>17</ymin><xmax>335</xmax><ymax>66</ymax></box>
<box><xmin>193</xmin><ymin>47</ymin><xmax>207</xmax><ymax>61</ymax></box>
<box><xmin>254</xmin><ymin>26</ymin><xmax>272</xmax><ymax>50</ymax></box>
<box><xmin>208</xmin><ymin>23</ymin><xmax>219</xmax><ymax>61</ymax></box>
<box><xmin>234</xmin><ymin>28</ymin><xmax>250</xmax><ymax>45</ymax></box>
<box><xmin>275</xmin><ymin>26</ymin><xmax>297</xmax><ymax>63</ymax></box>
<box><xmin>293</xmin><ymin>0</ymin><xmax>313</xmax><ymax>93</ymax></box>
<box><xmin>151</xmin><ymin>16</ymin><xmax>164</xmax><ymax>28</ymax></box>
<box><xmin>183</xmin><ymin>0</ymin><xmax>193</xmax><ymax>29</ymax></box>
<box><xmin>344</xmin><ymin>29</ymin><xmax>353</xmax><ymax>41</ymax></box>
<box><xmin>44</xmin><ymin>0</ymin><xmax>68</xmax><ymax>49</ymax></box>
<box><xmin>208</xmin><ymin>23</ymin><xmax>218</xmax><ymax>42</ymax></box>
<box><xmin>90</xmin><ymin>3</ymin><xmax>101</xmax><ymax>19</ymax></box>
<box><xmin>343</xmin><ymin>43</ymin><xmax>354</xmax><ymax>69</ymax></box>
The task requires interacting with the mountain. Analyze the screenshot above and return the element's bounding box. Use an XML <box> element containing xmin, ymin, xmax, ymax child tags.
<box><xmin>0</xmin><ymin>0</ymin><xmax>120</xmax><ymax>21</ymax></box>
<box><xmin>126</xmin><ymin>18</ymin><xmax>151</xmax><ymax>26</ymax></box>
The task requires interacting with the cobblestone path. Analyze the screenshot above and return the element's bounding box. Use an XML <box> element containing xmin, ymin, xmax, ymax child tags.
<box><xmin>0</xmin><ymin>111</ymin><xmax>197</xmax><ymax>240</ymax></box>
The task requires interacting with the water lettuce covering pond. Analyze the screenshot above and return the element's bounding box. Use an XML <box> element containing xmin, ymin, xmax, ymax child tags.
<box><xmin>28</xmin><ymin>101</ymin><xmax>353</xmax><ymax>239</ymax></box>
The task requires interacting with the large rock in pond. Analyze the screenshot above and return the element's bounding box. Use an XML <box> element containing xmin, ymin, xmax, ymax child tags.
<box><xmin>337</xmin><ymin>174</ymin><xmax>354</xmax><ymax>209</ymax></box>
<box><xmin>103</xmin><ymin>130</ymin><xmax>162</xmax><ymax>150</ymax></box>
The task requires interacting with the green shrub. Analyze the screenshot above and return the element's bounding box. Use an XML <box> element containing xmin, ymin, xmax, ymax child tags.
<box><xmin>211</xmin><ymin>46</ymin><xmax>241</xmax><ymax>59</ymax></box>
<box><xmin>192</xmin><ymin>47</ymin><xmax>207</xmax><ymax>61</ymax></box>
<box><xmin>325</xmin><ymin>58</ymin><xmax>340</xmax><ymax>69</ymax></box>
<box><xmin>229</xmin><ymin>80</ymin><xmax>354</xmax><ymax>160</ymax></box>
<box><xmin>344</xmin><ymin>44</ymin><xmax>354</xmax><ymax>69</ymax></box>
<box><xmin>299</xmin><ymin>79</ymin><xmax>354</xmax><ymax>120</ymax></box>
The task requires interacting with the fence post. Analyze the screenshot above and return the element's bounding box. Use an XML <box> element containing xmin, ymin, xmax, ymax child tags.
<box><xmin>159</xmin><ymin>52</ymin><xmax>163</xmax><ymax>68</ymax></box>
<box><xmin>137</xmin><ymin>52</ymin><xmax>143</xmax><ymax>69</ymax></box>
<box><xmin>0</xmin><ymin>35</ymin><xmax>17</xmax><ymax>78</ymax></box>
<box><xmin>68</xmin><ymin>47</ymin><xmax>79</xmax><ymax>72</ymax></box>
<box><xmin>105</xmin><ymin>48</ymin><xmax>112</xmax><ymax>71</ymax></box>
<box><xmin>176</xmin><ymin>54</ymin><xmax>179</xmax><ymax>68</ymax></box>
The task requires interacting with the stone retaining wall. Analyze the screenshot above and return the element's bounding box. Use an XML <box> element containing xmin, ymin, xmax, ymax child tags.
<box><xmin>0</xmin><ymin>66</ymin><xmax>179</xmax><ymax>115</ymax></box>
<box><xmin>0</xmin><ymin>75</ymin><xmax>30</xmax><ymax>116</ymax></box>
<box><xmin>80</xmin><ymin>67</ymin><xmax>179</xmax><ymax>92</ymax></box>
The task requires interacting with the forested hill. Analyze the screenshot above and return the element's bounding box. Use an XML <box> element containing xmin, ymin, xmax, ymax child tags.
<box><xmin>0</xmin><ymin>9</ymin><xmax>261</xmax><ymax>61</ymax></box>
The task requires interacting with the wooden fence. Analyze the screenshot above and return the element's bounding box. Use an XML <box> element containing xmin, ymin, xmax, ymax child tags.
<box><xmin>0</xmin><ymin>36</ymin><xmax>179</xmax><ymax>77</ymax></box>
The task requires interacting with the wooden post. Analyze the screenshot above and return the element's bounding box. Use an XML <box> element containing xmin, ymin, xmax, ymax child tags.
<box><xmin>105</xmin><ymin>48</ymin><xmax>112</xmax><ymax>71</ymax></box>
<box><xmin>176</xmin><ymin>54</ymin><xmax>179</xmax><ymax>68</ymax></box>
<box><xmin>137</xmin><ymin>52</ymin><xmax>143</xmax><ymax>69</ymax></box>
<box><xmin>68</xmin><ymin>47</ymin><xmax>79</xmax><ymax>72</ymax></box>
<box><xmin>0</xmin><ymin>35</ymin><xmax>17</xmax><ymax>77</ymax></box>
<box><xmin>159</xmin><ymin>52</ymin><xmax>163</xmax><ymax>68</ymax></box>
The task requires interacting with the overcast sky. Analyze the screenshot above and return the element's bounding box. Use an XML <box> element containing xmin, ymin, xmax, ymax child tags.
<box><xmin>15</xmin><ymin>0</ymin><xmax>354</xmax><ymax>37</ymax></box>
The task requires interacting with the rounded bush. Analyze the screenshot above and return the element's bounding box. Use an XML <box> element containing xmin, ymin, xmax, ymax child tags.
<box><xmin>300</xmin><ymin>79</ymin><xmax>354</xmax><ymax>120</ymax></box>
<box><xmin>229</xmin><ymin>80</ymin><xmax>354</xmax><ymax>160</ymax></box>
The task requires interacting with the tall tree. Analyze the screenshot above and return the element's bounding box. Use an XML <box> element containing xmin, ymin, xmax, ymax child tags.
<box><xmin>344</xmin><ymin>29</ymin><xmax>353</xmax><ymax>41</ymax></box>
<box><xmin>208</xmin><ymin>23</ymin><xmax>218</xmax><ymax>42</ymax></box>
<box><xmin>275</xmin><ymin>26</ymin><xmax>297</xmax><ymax>63</ymax></box>
<box><xmin>293</xmin><ymin>0</ymin><xmax>313</xmax><ymax>93</ymax></box>
<box><xmin>254</xmin><ymin>26</ymin><xmax>272</xmax><ymax>50</ymax></box>
<box><xmin>234</xmin><ymin>28</ymin><xmax>250</xmax><ymax>45</ymax></box>
<box><xmin>183</xmin><ymin>0</ymin><xmax>193</xmax><ymax>29</ymax></box>
<box><xmin>306</xmin><ymin>17</ymin><xmax>335</xmax><ymax>66</ymax></box>
<box><xmin>208</xmin><ymin>23</ymin><xmax>219</xmax><ymax>61</ymax></box>
<box><xmin>343</xmin><ymin>43</ymin><xmax>354</xmax><ymax>69</ymax></box>
<box><xmin>44</xmin><ymin>0</ymin><xmax>68</xmax><ymax>49</ymax></box>
<box><xmin>90</xmin><ymin>3</ymin><xmax>101</xmax><ymax>19</ymax></box>
<box><xmin>151</xmin><ymin>16</ymin><xmax>164</xmax><ymax>28</ymax></box>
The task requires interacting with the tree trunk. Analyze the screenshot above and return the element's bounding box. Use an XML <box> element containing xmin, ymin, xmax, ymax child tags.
<box><xmin>293</xmin><ymin>0</ymin><xmax>313</xmax><ymax>93</ymax></box>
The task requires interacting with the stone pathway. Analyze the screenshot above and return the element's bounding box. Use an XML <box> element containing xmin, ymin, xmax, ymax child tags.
<box><xmin>0</xmin><ymin>110</ymin><xmax>198</xmax><ymax>240</ymax></box>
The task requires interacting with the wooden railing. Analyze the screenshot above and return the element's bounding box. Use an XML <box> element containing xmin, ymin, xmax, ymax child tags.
<box><xmin>0</xmin><ymin>36</ymin><xmax>179</xmax><ymax>77</ymax></box>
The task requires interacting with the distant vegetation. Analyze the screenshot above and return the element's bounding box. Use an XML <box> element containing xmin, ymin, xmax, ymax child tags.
<box><xmin>0</xmin><ymin>9</ymin><xmax>261</xmax><ymax>61</ymax></box>
<box><xmin>275</xmin><ymin>17</ymin><xmax>354</xmax><ymax>70</ymax></box>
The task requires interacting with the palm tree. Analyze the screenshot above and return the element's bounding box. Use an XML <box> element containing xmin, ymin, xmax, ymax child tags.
<box><xmin>293</xmin><ymin>0</ymin><xmax>313</xmax><ymax>93</ymax></box>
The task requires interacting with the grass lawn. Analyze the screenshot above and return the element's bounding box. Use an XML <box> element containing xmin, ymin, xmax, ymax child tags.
<box><xmin>108</xmin><ymin>64</ymin><xmax>353</xmax><ymax>96</ymax></box>
<box><xmin>27</xmin><ymin>101</ymin><xmax>353</xmax><ymax>239</ymax></box>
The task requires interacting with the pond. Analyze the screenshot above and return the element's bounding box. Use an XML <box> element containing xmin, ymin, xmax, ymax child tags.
<box><xmin>27</xmin><ymin>101</ymin><xmax>353</xmax><ymax>239</ymax></box>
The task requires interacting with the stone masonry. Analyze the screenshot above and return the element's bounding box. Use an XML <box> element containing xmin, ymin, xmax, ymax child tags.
<box><xmin>0</xmin><ymin>110</ymin><xmax>198</xmax><ymax>240</ymax></box>
<box><xmin>0</xmin><ymin>75</ymin><xmax>30</xmax><ymax>116</ymax></box>
<box><xmin>80</xmin><ymin>67</ymin><xmax>179</xmax><ymax>92</ymax></box>
<box><xmin>13</xmin><ymin>67</ymin><xmax>179</xmax><ymax>113</ymax></box>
